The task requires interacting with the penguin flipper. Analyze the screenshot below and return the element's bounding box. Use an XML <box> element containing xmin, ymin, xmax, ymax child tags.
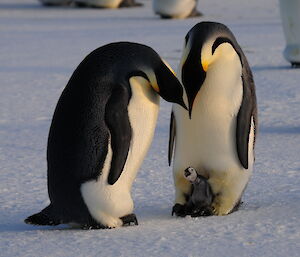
<box><xmin>106</xmin><ymin>86</ymin><xmax>132</xmax><ymax>185</ymax></box>
<box><xmin>236</xmin><ymin>63</ymin><xmax>256</xmax><ymax>169</ymax></box>
<box><xmin>168</xmin><ymin>111</ymin><xmax>176</xmax><ymax>166</ymax></box>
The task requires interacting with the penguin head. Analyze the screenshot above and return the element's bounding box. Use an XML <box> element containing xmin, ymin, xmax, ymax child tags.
<box><xmin>149</xmin><ymin>60</ymin><xmax>187</xmax><ymax>110</ymax></box>
<box><xmin>180</xmin><ymin>21</ymin><xmax>243</xmax><ymax>117</ymax></box>
<box><xmin>184</xmin><ymin>167</ymin><xmax>198</xmax><ymax>182</ymax></box>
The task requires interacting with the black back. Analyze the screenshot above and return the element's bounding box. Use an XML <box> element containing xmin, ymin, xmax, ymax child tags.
<box><xmin>45</xmin><ymin>42</ymin><xmax>184</xmax><ymax>224</ymax></box>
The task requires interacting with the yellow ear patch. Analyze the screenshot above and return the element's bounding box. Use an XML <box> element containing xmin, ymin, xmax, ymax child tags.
<box><xmin>202</xmin><ymin>60</ymin><xmax>209</xmax><ymax>72</ymax></box>
<box><xmin>145</xmin><ymin>70</ymin><xmax>160</xmax><ymax>93</ymax></box>
<box><xmin>162</xmin><ymin>59</ymin><xmax>176</xmax><ymax>76</ymax></box>
<box><xmin>151</xmin><ymin>81</ymin><xmax>160</xmax><ymax>93</ymax></box>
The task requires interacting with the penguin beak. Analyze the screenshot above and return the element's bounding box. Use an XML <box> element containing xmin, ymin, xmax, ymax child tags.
<box><xmin>153</xmin><ymin>64</ymin><xmax>188</xmax><ymax>110</ymax></box>
<box><xmin>182</xmin><ymin>56</ymin><xmax>207</xmax><ymax>119</ymax></box>
<box><xmin>184</xmin><ymin>169</ymin><xmax>191</xmax><ymax>178</ymax></box>
<box><xmin>188</xmin><ymin>107</ymin><xmax>193</xmax><ymax>119</ymax></box>
<box><xmin>159</xmin><ymin>86</ymin><xmax>187</xmax><ymax>111</ymax></box>
<box><xmin>178</xmin><ymin>99</ymin><xmax>188</xmax><ymax>110</ymax></box>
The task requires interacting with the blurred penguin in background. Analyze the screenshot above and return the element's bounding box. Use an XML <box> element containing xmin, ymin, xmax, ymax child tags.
<box><xmin>38</xmin><ymin>0</ymin><xmax>142</xmax><ymax>8</ymax></box>
<box><xmin>153</xmin><ymin>0</ymin><xmax>201</xmax><ymax>19</ymax></box>
<box><xmin>73</xmin><ymin>0</ymin><xmax>142</xmax><ymax>8</ymax></box>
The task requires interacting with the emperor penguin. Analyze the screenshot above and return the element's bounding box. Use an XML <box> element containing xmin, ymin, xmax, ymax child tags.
<box><xmin>169</xmin><ymin>22</ymin><xmax>257</xmax><ymax>216</ymax></box>
<box><xmin>73</xmin><ymin>0</ymin><xmax>142</xmax><ymax>8</ymax></box>
<box><xmin>153</xmin><ymin>0</ymin><xmax>201</xmax><ymax>19</ymax></box>
<box><xmin>25</xmin><ymin>42</ymin><xmax>186</xmax><ymax>229</ymax></box>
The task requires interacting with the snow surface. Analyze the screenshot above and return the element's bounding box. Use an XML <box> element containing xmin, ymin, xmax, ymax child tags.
<box><xmin>0</xmin><ymin>0</ymin><xmax>299</xmax><ymax>256</ymax></box>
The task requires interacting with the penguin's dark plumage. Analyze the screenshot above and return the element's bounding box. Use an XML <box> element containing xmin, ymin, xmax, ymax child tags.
<box><xmin>25</xmin><ymin>42</ymin><xmax>186</xmax><ymax>229</ymax></box>
<box><xmin>170</xmin><ymin>22</ymin><xmax>257</xmax><ymax>216</ymax></box>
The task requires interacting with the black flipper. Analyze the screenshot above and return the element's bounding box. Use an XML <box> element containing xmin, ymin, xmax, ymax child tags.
<box><xmin>105</xmin><ymin>85</ymin><xmax>132</xmax><ymax>185</ymax></box>
<box><xmin>168</xmin><ymin>111</ymin><xmax>176</xmax><ymax>166</ymax></box>
<box><xmin>236</xmin><ymin>59</ymin><xmax>257</xmax><ymax>169</ymax></box>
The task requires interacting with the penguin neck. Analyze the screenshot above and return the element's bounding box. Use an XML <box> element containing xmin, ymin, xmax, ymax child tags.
<box><xmin>120</xmin><ymin>76</ymin><xmax>160</xmax><ymax>188</ymax></box>
<box><xmin>196</xmin><ymin>54</ymin><xmax>243</xmax><ymax>116</ymax></box>
<box><xmin>128</xmin><ymin>76</ymin><xmax>160</xmax><ymax>105</ymax></box>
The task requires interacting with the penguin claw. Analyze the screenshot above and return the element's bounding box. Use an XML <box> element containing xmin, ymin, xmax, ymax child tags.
<box><xmin>190</xmin><ymin>206</ymin><xmax>214</xmax><ymax>217</ymax></box>
<box><xmin>81</xmin><ymin>222</ymin><xmax>107</xmax><ymax>230</ymax></box>
<box><xmin>120</xmin><ymin>213</ymin><xmax>138</xmax><ymax>226</ymax></box>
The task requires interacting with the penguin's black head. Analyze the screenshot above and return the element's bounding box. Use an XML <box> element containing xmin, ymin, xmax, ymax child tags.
<box><xmin>126</xmin><ymin>44</ymin><xmax>187</xmax><ymax>110</ymax></box>
<box><xmin>180</xmin><ymin>22</ymin><xmax>243</xmax><ymax>117</ymax></box>
<box><xmin>154</xmin><ymin>60</ymin><xmax>187</xmax><ymax>110</ymax></box>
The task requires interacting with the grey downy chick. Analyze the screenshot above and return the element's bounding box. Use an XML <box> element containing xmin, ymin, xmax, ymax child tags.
<box><xmin>184</xmin><ymin>167</ymin><xmax>214</xmax><ymax>216</ymax></box>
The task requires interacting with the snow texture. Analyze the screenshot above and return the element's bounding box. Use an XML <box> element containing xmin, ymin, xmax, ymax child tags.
<box><xmin>0</xmin><ymin>0</ymin><xmax>299</xmax><ymax>256</ymax></box>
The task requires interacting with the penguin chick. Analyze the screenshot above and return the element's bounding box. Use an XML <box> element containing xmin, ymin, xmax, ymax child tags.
<box><xmin>184</xmin><ymin>167</ymin><xmax>214</xmax><ymax>216</ymax></box>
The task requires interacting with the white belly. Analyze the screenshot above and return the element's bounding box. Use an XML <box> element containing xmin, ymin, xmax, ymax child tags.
<box><xmin>172</xmin><ymin>60</ymin><xmax>255</xmax><ymax>214</ymax></box>
<box><xmin>81</xmin><ymin>77</ymin><xmax>159</xmax><ymax>227</ymax></box>
<box><xmin>174</xmin><ymin>70</ymin><xmax>244</xmax><ymax>173</ymax></box>
<box><xmin>153</xmin><ymin>0</ymin><xmax>196</xmax><ymax>19</ymax></box>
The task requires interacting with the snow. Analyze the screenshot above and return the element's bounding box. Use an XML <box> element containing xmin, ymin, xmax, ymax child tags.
<box><xmin>0</xmin><ymin>0</ymin><xmax>299</xmax><ymax>256</ymax></box>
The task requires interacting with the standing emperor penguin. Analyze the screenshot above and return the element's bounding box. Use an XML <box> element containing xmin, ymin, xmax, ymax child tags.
<box><xmin>25</xmin><ymin>42</ymin><xmax>186</xmax><ymax>229</ymax></box>
<box><xmin>153</xmin><ymin>0</ymin><xmax>201</xmax><ymax>19</ymax></box>
<box><xmin>169</xmin><ymin>22</ymin><xmax>257</xmax><ymax>216</ymax></box>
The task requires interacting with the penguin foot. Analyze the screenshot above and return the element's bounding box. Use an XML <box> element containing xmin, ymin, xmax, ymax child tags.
<box><xmin>291</xmin><ymin>62</ymin><xmax>300</xmax><ymax>68</ymax></box>
<box><xmin>120</xmin><ymin>213</ymin><xmax>138</xmax><ymax>226</ymax></box>
<box><xmin>188</xmin><ymin>8</ymin><xmax>203</xmax><ymax>18</ymax></box>
<box><xmin>81</xmin><ymin>222</ymin><xmax>107</xmax><ymax>230</ymax></box>
<box><xmin>172</xmin><ymin>203</ymin><xmax>187</xmax><ymax>217</ymax></box>
<box><xmin>73</xmin><ymin>2</ymin><xmax>89</xmax><ymax>7</ymax></box>
<box><xmin>229</xmin><ymin>200</ymin><xmax>243</xmax><ymax>214</ymax></box>
<box><xmin>212</xmin><ymin>198</ymin><xmax>243</xmax><ymax>215</ymax></box>
<box><xmin>190</xmin><ymin>206</ymin><xmax>214</xmax><ymax>217</ymax></box>
<box><xmin>160</xmin><ymin>15</ymin><xmax>173</xmax><ymax>19</ymax></box>
<box><xmin>119</xmin><ymin>0</ymin><xmax>143</xmax><ymax>8</ymax></box>
<box><xmin>25</xmin><ymin>212</ymin><xmax>60</xmax><ymax>226</ymax></box>
<box><xmin>41</xmin><ymin>2</ymin><xmax>72</xmax><ymax>6</ymax></box>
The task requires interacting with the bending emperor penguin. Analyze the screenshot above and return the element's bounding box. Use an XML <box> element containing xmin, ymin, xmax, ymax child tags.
<box><xmin>153</xmin><ymin>0</ymin><xmax>201</xmax><ymax>19</ymax></box>
<box><xmin>169</xmin><ymin>22</ymin><xmax>257</xmax><ymax>216</ymax></box>
<box><xmin>25</xmin><ymin>42</ymin><xmax>186</xmax><ymax>229</ymax></box>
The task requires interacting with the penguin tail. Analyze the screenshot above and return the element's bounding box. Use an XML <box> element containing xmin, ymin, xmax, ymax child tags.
<box><xmin>24</xmin><ymin>205</ymin><xmax>60</xmax><ymax>226</ymax></box>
